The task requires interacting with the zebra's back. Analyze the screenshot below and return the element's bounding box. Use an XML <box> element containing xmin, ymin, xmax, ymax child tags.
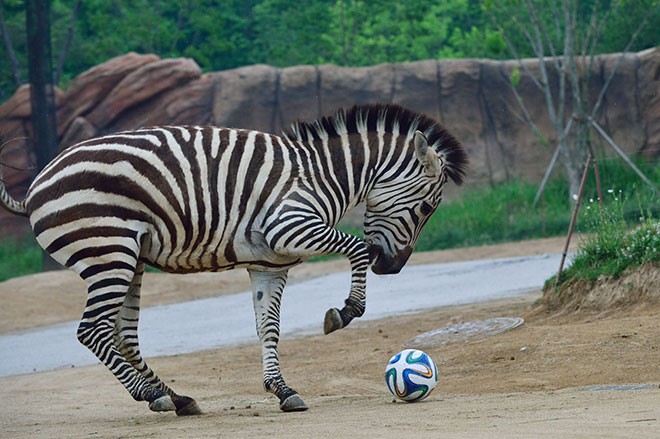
<box><xmin>24</xmin><ymin>126</ymin><xmax>300</xmax><ymax>274</ymax></box>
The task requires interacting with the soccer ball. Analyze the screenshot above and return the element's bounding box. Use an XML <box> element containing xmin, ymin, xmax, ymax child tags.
<box><xmin>385</xmin><ymin>349</ymin><xmax>438</xmax><ymax>402</ymax></box>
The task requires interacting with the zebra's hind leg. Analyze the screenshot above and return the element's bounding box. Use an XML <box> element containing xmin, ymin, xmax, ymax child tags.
<box><xmin>74</xmin><ymin>238</ymin><xmax>174</xmax><ymax>413</ymax></box>
<box><xmin>248</xmin><ymin>269</ymin><xmax>308</xmax><ymax>412</ymax></box>
<box><xmin>114</xmin><ymin>262</ymin><xmax>202</xmax><ymax>416</ymax></box>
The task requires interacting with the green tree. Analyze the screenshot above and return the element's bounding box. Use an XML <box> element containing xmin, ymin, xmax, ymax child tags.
<box><xmin>2</xmin><ymin>0</ymin><xmax>659</xmax><ymax>102</ymax></box>
<box><xmin>324</xmin><ymin>0</ymin><xmax>490</xmax><ymax>66</ymax></box>
<box><xmin>250</xmin><ymin>0</ymin><xmax>333</xmax><ymax>66</ymax></box>
<box><xmin>486</xmin><ymin>0</ymin><xmax>660</xmax><ymax>203</ymax></box>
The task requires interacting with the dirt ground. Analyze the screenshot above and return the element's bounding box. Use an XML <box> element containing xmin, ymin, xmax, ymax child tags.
<box><xmin>2</xmin><ymin>236</ymin><xmax>660</xmax><ymax>438</ymax></box>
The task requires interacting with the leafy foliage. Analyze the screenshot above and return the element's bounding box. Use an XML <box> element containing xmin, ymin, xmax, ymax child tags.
<box><xmin>2</xmin><ymin>0</ymin><xmax>658</xmax><ymax>100</ymax></box>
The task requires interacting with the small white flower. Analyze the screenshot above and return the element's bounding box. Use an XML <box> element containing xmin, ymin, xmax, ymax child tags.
<box><xmin>607</xmin><ymin>189</ymin><xmax>614</xmax><ymax>193</ymax></box>
<box><xmin>572</xmin><ymin>194</ymin><xmax>578</xmax><ymax>201</ymax></box>
<box><xmin>589</xmin><ymin>198</ymin><xmax>594</xmax><ymax>203</ymax></box>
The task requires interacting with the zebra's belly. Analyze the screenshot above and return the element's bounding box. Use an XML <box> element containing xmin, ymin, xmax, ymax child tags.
<box><xmin>140</xmin><ymin>231</ymin><xmax>303</xmax><ymax>274</ymax></box>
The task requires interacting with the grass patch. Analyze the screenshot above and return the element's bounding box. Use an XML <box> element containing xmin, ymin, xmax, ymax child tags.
<box><xmin>0</xmin><ymin>236</ymin><xmax>42</xmax><ymax>282</ymax></box>
<box><xmin>417</xmin><ymin>178</ymin><xmax>571</xmax><ymax>250</ymax></box>
<box><xmin>418</xmin><ymin>156</ymin><xmax>659</xmax><ymax>251</ymax></box>
<box><xmin>554</xmin><ymin>203</ymin><xmax>660</xmax><ymax>285</ymax></box>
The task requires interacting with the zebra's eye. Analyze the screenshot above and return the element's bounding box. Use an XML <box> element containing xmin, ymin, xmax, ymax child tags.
<box><xmin>420</xmin><ymin>201</ymin><xmax>434</xmax><ymax>216</ymax></box>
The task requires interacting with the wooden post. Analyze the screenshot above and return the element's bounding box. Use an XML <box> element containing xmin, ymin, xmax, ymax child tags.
<box><xmin>556</xmin><ymin>154</ymin><xmax>592</xmax><ymax>288</ymax></box>
<box><xmin>26</xmin><ymin>0</ymin><xmax>59</xmax><ymax>171</ymax></box>
<box><xmin>26</xmin><ymin>0</ymin><xmax>62</xmax><ymax>271</ymax></box>
<box><xmin>592</xmin><ymin>158</ymin><xmax>605</xmax><ymax>221</ymax></box>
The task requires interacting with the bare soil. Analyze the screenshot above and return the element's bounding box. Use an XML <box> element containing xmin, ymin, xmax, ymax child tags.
<box><xmin>2</xmin><ymin>236</ymin><xmax>660</xmax><ymax>438</ymax></box>
<box><xmin>538</xmin><ymin>263</ymin><xmax>660</xmax><ymax>318</ymax></box>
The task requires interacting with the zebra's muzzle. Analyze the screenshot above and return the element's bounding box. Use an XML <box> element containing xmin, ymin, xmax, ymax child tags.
<box><xmin>367</xmin><ymin>242</ymin><xmax>382</xmax><ymax>265</ymax></box>
<box><xmin>370</xmin><ymin>245</ymin><xmax>413</xmax><ymax>275</ymax></box>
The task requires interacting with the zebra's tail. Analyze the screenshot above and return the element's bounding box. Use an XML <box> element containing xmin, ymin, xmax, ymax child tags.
<box><xmin>0</xmin><ymin>141</ymin><xmax>28</xmax><ymax>217</ymax></box>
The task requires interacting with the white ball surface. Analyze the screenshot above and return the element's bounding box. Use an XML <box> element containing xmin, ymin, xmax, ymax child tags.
<box><xmin>385</xmin><ymin>349</ymin><xmax>438</xmax><ymax>402</ymax></box>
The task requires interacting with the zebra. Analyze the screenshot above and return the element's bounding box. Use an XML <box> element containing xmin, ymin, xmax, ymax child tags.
<box><xmin>0</xmin><ymin>103</ymin><xmax>468</xmax><ymax>415</ymax></box>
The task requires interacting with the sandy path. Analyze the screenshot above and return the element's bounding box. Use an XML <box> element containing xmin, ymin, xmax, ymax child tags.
<box><xmin>3</xmin><ymin>235</ymin><xmax>660</xmax><ymax>438</ymax></box>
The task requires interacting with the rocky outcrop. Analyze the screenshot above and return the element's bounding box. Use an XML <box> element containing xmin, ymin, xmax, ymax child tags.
<box><xmin>1</xmin><ymin>48</ymin><xmax>659</xmax><ymax>235</ymax></box>
<box><xmin>56</xmin><ymin>53</ymin><xmax>161</xmax><ymax>134</ymax></box>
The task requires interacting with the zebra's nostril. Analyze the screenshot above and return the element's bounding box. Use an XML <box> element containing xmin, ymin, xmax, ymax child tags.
<box><xmin>370</xmin><ymin>245</ymin><xmax>413</xmax><ymax>275</ymax></box>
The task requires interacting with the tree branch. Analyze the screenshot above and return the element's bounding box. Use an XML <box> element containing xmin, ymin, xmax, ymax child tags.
<box><xmin>580</xmin><ymin>0</ymin><xmax>599</xmax><ymax>58</ymax></box>
<box><xmin>525</xmin><ymin>0</ymin><xmax>560</xmax><ymax>128</ymax></box>
<box><xmin>583</xmin><ymin>0</ymin><xmax>620</xmax><ymax>101</ymax></box>
<box><xmin>519</xmin><ymin>20</ymin><xmax>541</xmax><ymax>57</ymax></box>
<box><xmin>585</xmin><ymin>0</ymin><xmax>621</xmax><ymax>59</ymax></box>
<box><xmin>499</xmin><ymin>66</ymin><xmax>546</xmax><ymax>142</ymax></box>
<box><xmin>0</xmin><ymin>3</ymin><xmax>23</xmax><ymax>86</ymax></box>
<box><xmin>532</xmin><ymin>117</ymin><xmax>575</xmax><ymax>207</ymax></box>
<box><xmin>489</xmin><ymin>11</ymin><xmax>545</xmax><ymax>91</ymax></box>
<box><xmin>590</xmin><ymin>3</ymin><xmax>660</xmax><ymax>119</ymax></box>
<box><xmin>552</xmin><ymin>2</ymin><xmax>562</xmax><ymax>47</ymax></box>
<box><xmin>55</xmin><ymin>0</ymin><xmax>81</xmax><ymax>84</ymax></box>
<box><xmin>565</xmin><ymin>0</ymin><xmax>584</xmax><ymax>114</ymax></box>
<box><xmin>526</xmin><ymin>0</ymin><xmax>560</xmax><ymax>70</ymax></box>
<box><xmin>497</xmin><ymin>95</ymin><xmax>525</xmax><ymax>124</ymax></box>
<box><xmin>590</xmin><ymin>117</ymin><xmax>658</xmax><ymax>195</ymax></box>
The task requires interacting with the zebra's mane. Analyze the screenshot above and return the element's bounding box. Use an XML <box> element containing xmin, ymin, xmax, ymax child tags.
<box><xmin>283</xmin><ymin>104</ymin><xmax>468</xmax><ymax>185</ymax></box>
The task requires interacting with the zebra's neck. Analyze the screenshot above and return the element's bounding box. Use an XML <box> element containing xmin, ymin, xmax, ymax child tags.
<box><xmin>292</xmin><ymin>128</ymin><xmax>408</xmax><ymax>226</ymax></box>
<box><xmin>280</xmin><ymin>103</ymin><xmax>468</xmax><ymax>228</ymax></box>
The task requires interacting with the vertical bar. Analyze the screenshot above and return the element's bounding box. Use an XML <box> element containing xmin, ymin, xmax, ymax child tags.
<box><xmin>556</xmin><ymin>154</ymin><xmax>592</xmax><ymax>288</ymax></box>
<box><xmin>26</xmin><ymin>0</ymin><xmax>61</xmax><ymax>271</ymax></box>
<box><xmin>26</xmin><ymin>0</ymin><xmax>59</xmax><ymax>172</ymax></box>
<box><xmin>592</xmin><ymin>158</ymin><xmax>605</xmax><ymax>221</ymax></box>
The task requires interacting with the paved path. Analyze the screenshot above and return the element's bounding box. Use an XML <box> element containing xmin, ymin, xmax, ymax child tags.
<box><xmin>0</xmin><ymin>254</ymin><xmax>564</xmax><ymax>377</ymax></box>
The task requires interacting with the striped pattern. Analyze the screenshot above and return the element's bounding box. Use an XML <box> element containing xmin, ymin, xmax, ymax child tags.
<box><xmin>0</xmin><ymin>104</ymin><xmax>467</xmax><ymax>413</ymax></box>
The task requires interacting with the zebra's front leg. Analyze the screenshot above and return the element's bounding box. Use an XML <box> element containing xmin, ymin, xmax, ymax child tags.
<box><xmin>248</xmin><ymin>269</ymin><xmax>308</xmax><ymax>412</ymax></box>
<box><xmin>323</xmin><ymin>236</ymin><xmax>370</xmax><ymax>334</ymax></box>
<box><xmin>265</xmin><ymin>217</ymin><xmax>370</xmax><ymax>335</ymax></box>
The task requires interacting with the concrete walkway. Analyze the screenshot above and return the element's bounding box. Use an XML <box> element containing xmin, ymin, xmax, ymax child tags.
<box><xmin>0</xmin><ymin>254</ymin><xmax>564</xmax><ymax>377</ymax></box>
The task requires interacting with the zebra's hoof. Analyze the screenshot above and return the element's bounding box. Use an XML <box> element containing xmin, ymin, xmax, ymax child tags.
<box><xmin>324</xmin><ymin>308</ymin><xmax>343</xmax><ymax>334</ymax></box>
<box><xmin>148</xmin><ymin>395</ymin><xmax>176</xmax><ymax>412</ymax></box>
<box><xmin>280</xmin><ymin>394</ymin><xmax>308</xmax><ymax>412</ymax></box>
<box><xmin>173</xmin><ymin>395</ymin><xmax>202</xmax><ymax>416</ymax></box>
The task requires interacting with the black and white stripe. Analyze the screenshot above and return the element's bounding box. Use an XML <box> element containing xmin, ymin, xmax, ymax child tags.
<box><xmin>0</xmin><ymin>104</ymin><xmax>467</xmax><ymax>414</ymax></box>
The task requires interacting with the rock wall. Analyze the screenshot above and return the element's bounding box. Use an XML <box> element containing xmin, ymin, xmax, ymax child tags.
<box><xmin>1</xmin><ymin>48</ymin><xmax>659</xmax><ymax>235</ymax></box>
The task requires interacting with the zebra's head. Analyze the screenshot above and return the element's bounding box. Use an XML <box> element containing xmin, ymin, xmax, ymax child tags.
<box><xmin>365</xmin><ymin>129</ymin><xmax>466</xmax><ymax>275</ymax></box>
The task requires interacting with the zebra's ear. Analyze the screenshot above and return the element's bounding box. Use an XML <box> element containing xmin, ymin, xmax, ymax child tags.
<box><xmin>414</xmin><ymin>130</ymin><xmax>442</xmax><ymax>178</ymax></box>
